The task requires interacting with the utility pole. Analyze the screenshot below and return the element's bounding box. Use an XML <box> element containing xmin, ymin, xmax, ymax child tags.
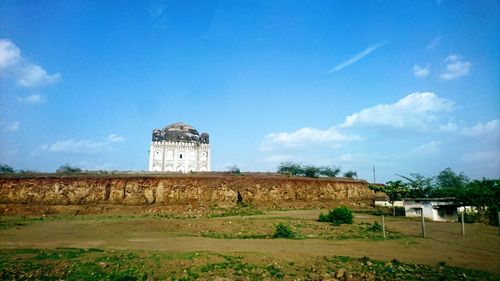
<box><xmin>421</xmin><ymin>208</ymin><xmax>426</xmax><ymax>238</ymax></box>
<box><xmin>372</xmin><ymin>165</ymin><xmax>376</xmax><ymax>183</ymax></box>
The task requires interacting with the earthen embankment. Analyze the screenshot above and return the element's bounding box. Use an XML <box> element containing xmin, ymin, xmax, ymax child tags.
<box><xmin>0</xmin><ymin>174</ymin><xmax>377</xmax><ymax>215</ymax></box>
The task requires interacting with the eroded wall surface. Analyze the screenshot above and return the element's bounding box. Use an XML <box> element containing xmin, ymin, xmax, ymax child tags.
<box><xmin>0</xmin><ymin>175</ymin><xmax>377</xmax><ymax>215</ymax></box>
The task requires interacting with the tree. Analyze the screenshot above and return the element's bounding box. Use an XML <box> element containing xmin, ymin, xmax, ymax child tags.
<box><xmin>397</xmin><ymin>173</ymin><xmax>433</xmax><ymax>198</ymax></box>
<box><xmin>433</xmin><ymin>168</ymin><xmax>469</xmax><ymax>197</ymax></box>
<box><xmin>227</xmin><ymin>165</ymin><xmax>241</xmax><ymax>175</ymax></box>
<box><xmin>343</xmin><ymin>170</ymin><xmax>357</xmax><ymax>179</ymax></box>
<box><xmin>318</xmin><ymin>165</ymin><xmax>341</xmax><ymax>177</ymax></box>
<box><xmin>0</xmin><ymin>164</ymin><xmax>15</xmax><ymax>174</ymax></box>
<box><xmin>277</xmin><ymin>162</ymin><xmax>304</xmax><ymax>176</ymax></box>
<box><xmin>303</xmin><ymin>165</ymin><xmax>320</xmax><ymax>178</ymax></box>
<box><xmin>56</xmin><ymin>164</ymin><xmax>82</xmax><ymax>174</ymax></box>
<box><xmin>369</xmin><ymin>180</ymin><xmax>409</xmax><ymax>216</ymax></box>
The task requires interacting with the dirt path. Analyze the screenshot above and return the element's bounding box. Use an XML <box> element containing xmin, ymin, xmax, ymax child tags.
<box><xmin>1</xmin><ymin>210</ymin><xmax>499</xmax><ymax>274</ymax></box>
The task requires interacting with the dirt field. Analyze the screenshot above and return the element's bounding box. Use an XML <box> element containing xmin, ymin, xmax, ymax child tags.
<box><xmin>1</xmin><ymin>209</ymin><xmax>499</xmax><ymax>280</ymax></box>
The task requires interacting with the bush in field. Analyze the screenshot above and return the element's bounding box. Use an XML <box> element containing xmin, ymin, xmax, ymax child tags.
<box><xmin>369</xmin><ymin>221</ymin><xmax>382</xmax><ymax>232</ymax></box>
<box><xmin>273</xmin><ymin>223</ymin><xmax>296</xmax><ymax>239</ymax></box>
<box><xmin>318</xmin><ymin>206</ymin><xmax>353</xmax><ymax>225</ymax></box>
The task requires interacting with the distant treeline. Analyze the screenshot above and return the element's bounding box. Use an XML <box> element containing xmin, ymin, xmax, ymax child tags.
<box><xmin>277</xmin><ymin>162</ymin><xmax>357</xmax><ymax>179</ymax></box>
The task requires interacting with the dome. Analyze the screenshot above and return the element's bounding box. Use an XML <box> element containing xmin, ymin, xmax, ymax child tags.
<box><xmin>152</xmin><ymin>122</ymin><xmax>209</xmax><ymax>143</ymax></box>
<box><xmin>164</xmin><ymin>122</ymin><xmax>199</xmax><ymax>135</ymax></box>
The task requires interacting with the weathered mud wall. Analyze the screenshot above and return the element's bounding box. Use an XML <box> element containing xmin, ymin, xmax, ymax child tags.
<box><xmin>0</xmin><ymin>175</ymin><xmax>377</xmax><ymax>215</ymax></box>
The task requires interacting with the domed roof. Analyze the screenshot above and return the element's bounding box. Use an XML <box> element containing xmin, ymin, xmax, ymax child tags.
<box><xmin>152</xmin><ymin>122</ymin><xmax>209</xmax><ymax>143</ymax></box>
<box><xmin>164</xmin><ymin>122</ymin><xmax>199</xmax><ymax>135</ymax></box>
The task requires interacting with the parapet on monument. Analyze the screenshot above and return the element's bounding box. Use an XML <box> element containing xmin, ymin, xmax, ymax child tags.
<box><xmin>148</xmin><ymin>122</ymin><xmax>211</xmax><ymax>172</ymax></box>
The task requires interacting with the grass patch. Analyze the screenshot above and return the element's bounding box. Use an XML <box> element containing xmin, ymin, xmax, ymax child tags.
<box><xmin>201</xmin><ymin>231</ymin><xmax>270</xmax><ymax>239</ymax></box>
<box><xmin>0</xmin><ymin>248</ymin><xmax>497</xmax><ymax>280</ymax></box>
<box><xmin>206</xmin><ymin>205</ymin><xmax>263</xmax><ymax>218</ymax></box>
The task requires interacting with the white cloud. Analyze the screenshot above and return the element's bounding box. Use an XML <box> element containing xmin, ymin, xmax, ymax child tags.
<box><xmin>16</xmin><ymin>64</ymin><xmax>61</xmax><ymax>87</ymax></box>
<box><xmin>440</xmin><ymin>119</ymin><xmax>499</xmax><ymax>137</ymax></box>
<box><xmin>4</xmin><ymin>121</ymin><xmax>20</xmax><ymax>131</ymax></box>
<box><xmin>327</xmin><ymin>41</ymin><xmax>388</xmax><ymax>73</ymax></box>
<box><xmin>0</xmin><ymin>38</ymin><xmax>61</xmax><ymax>87</ymax></box>
<box><xmin>413</xmin><ymin>64</ymin><xmax>430</xmax><ymax>78</ymax></box>
<box><xmin>425</xmin><ymin>36</ymin><xmax>441</xmax><ymax>51</ymax></box>
<box><xmin>107</xmin><ymin>134</ymin><xmax>125</xmax><ymax>143</ymax></box>
<box><xmin>42</xmin><ymin>139</ymin><xmax>108</xmax><ymax>154</ymax></box>
<box><xmin>0</xmin><ymin>39</ymin><xmax>21</xmax><ymax>70</ymax></box>
<box><xmin>462</xmin><ymin>120</ymin><xmax>499</xmax><ymax>137</ymax></box>
<box><xmin>412</xmin><ymin>141</ymin><xmax>440</xmax><ymax>155</ymax></box>
<box><xmin>17</xmin><ymin>94</ymin><xmax>44</xmax><ymax>104</ymax></box>
<box><xmin>261</xmin><ymin>127</ymin><xmax>361</xmax><ymax>151</ymax></box>
<box><xmin>42</xmin><ymin>134</ymin><xmax>125</xmax><ymax>154</ymax></box>
<box><xmin>341</xmin><ymin>92</ymin><xmax>454</xmax><ymax>128</ymax></box>
<box><xmin>440</xmin><ymin>54</ymin><xmax>471</xmax><ymax>80</ymax></box>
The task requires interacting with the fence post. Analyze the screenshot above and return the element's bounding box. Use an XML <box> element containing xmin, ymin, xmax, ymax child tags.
<box><xmin>461</xmin><ymin>211</ymin><xmax>465</xmax><ymax>237</ymax></box>
<box><xmin>382</xmin><ymin>214</ymin><xmax>386</xmax><ymax>239</ymax></box>
<box><xmin>421</xmin><ymin>208</ymin><xmax>425</xmax><ymax>238</ymax></box>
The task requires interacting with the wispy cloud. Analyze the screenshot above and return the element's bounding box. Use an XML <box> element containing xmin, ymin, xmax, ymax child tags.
<box><xmin>440</xmin><ymin>54</ymin><xmax>471</xmax><ymax>80</ymax></box>
<box><xmin>4</xmin><ymin>121</ymin><xmax>20</xmax><ymax>132</ymax></box>
<box><xmin>107</xmin><ymin>134</ymin><xmax>126</xmax><ymax>143</ymax></box>
<box><xmin>41</xmin><ymin>134</ymin><xmax>125</xmax><ymax>154</ymax></box>
<box><xmin>425</xmin><ymin>36</ymin><xmax>441</xmax><ymax>51</ymax></box>
<box><xmin>412</xmin><ymin>141</ymin><xmax>441</xmax><ymax>155</ymax></box>
<box><xmin>0</xmin><ymin>39</ymin><xmax>61</xmax><ymax>87</ymax></box>
<box><xmin>260</xmin><ymin>127</ymin><xmax>361</xmax><ymax>151</ymax></box>
<box><xmin>17</xmin><ymin>94</ymin><xmax>44</xmax><ymax>104</ymax></box>
<box><xmin>440</xmin><ymin>119</ymin><xmax>499</xmax><ymax>137</ymax></box>
<box><xmin>327</xmin><ymin>41</ymin><xmax>388</xmax><ymax>73</ymax></box>
<box><xmin>413</xmin><ymin>64</ymin><xmax>430</xmax><ymax>78</ymax></box>
<box><xmin>341</xmin><ymin>92</ymin><xmax>454</xmax><ymax>129</ymax></box>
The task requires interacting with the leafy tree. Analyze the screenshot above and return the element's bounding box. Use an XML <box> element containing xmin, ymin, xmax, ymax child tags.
<box><xmin>343</xmin><ymin>170</ymin><xmax>357</xmax><ymax>179</ymax></box>
<box><xmin>433</xmin><ymin>168</ymin><xmax>469</xmax><ymax>197</ymax></box>
<box><xmin>318</xmin><ymin>165</ymin><xmax>341</xmax><ymax>177</ymax></box>
<box><xmin>397</xmin><ymin>173</ymin><xmax>433</xmax><ymax>198</ymax></box>
<box><xmin>56</xmin><ymin>164</ymin><xmax>82</xmax><ymax>174</ymax></box>
<box><xmin>303</xmin><ymin>165</ymin><xmax>320</xmax><ymax>178</ymax></box>
<box><xmin>227</xmin><ymin>165</ymin><xmax>241</xmax><ymax>175</ymax></box>
<box><xmin>0</xmin><ymin>164</ymin><xmax>15</xmax><ymax>174</ymax></box>
<box><xmin>277</xmin><ymin>162</ymin><xmax>304</xmax><ymax>176</ymax></box>
<box><xmin>369</xmin><ymin>180</ymin><xmax>409</xmax><ymax>216</ymax></box>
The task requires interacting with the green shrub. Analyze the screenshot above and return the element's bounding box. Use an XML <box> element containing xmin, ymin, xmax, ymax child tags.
<box><xmin>487</xmin><ymin>205</ymin><xmax>499</xmax><ymax>226</ymax></box>
<box><xmin>368</xmin><ymin>221</ymin><xmax>382</xmax><ymax>232</ymax></box>
<box><xmin>318</xmin><ymin>207</ymin><xmax>353</xmax><ymax>225</ymax></box>
<box><xmin>394</xmin><ymin>206</ymin><xmax>406</xmax><ymax>216</ymax></box>
<box><xmin>459</xmin><ymin>211</ymin><xmax>480</xmax><ymax>223</ymax></box>
<box><xmin>273</xmin><ymin>223</ymin><xmax>296</xmax><ymax>239</ymax></box>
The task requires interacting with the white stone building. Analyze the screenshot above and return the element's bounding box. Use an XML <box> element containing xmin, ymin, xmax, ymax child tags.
<box><xmin>148</xmin><ymin>122</ymin><xmax>210</xmax><ymax>172</ymax></box>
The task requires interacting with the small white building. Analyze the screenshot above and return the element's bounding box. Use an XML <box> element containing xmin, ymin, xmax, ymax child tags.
<box><xmin>404</xmin><ymin>197</ymin><xmax>458</xmax><ymax>222</ymax></box>
<box><xmin>148</xmin><ymin>122</ymin><xmax>211</xmax><ymax>173</ymax></box>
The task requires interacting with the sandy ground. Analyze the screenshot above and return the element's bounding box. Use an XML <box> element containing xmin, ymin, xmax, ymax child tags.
<box><xmin>1</xmin><ymin>209</ymin><xmax>499</xmax><ymax>274</ymax></box>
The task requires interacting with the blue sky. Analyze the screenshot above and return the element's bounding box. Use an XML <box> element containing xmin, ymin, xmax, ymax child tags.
<box><xmin>0</xmin><ymin>0</ymin><xmax>499</xmax><ymax>182</ymax></box>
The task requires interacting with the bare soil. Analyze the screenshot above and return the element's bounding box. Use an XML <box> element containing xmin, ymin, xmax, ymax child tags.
<box><xmin>1</xmin><ymin>209</ymin><xmax>499</xmax><ymax>278</ymax></box>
